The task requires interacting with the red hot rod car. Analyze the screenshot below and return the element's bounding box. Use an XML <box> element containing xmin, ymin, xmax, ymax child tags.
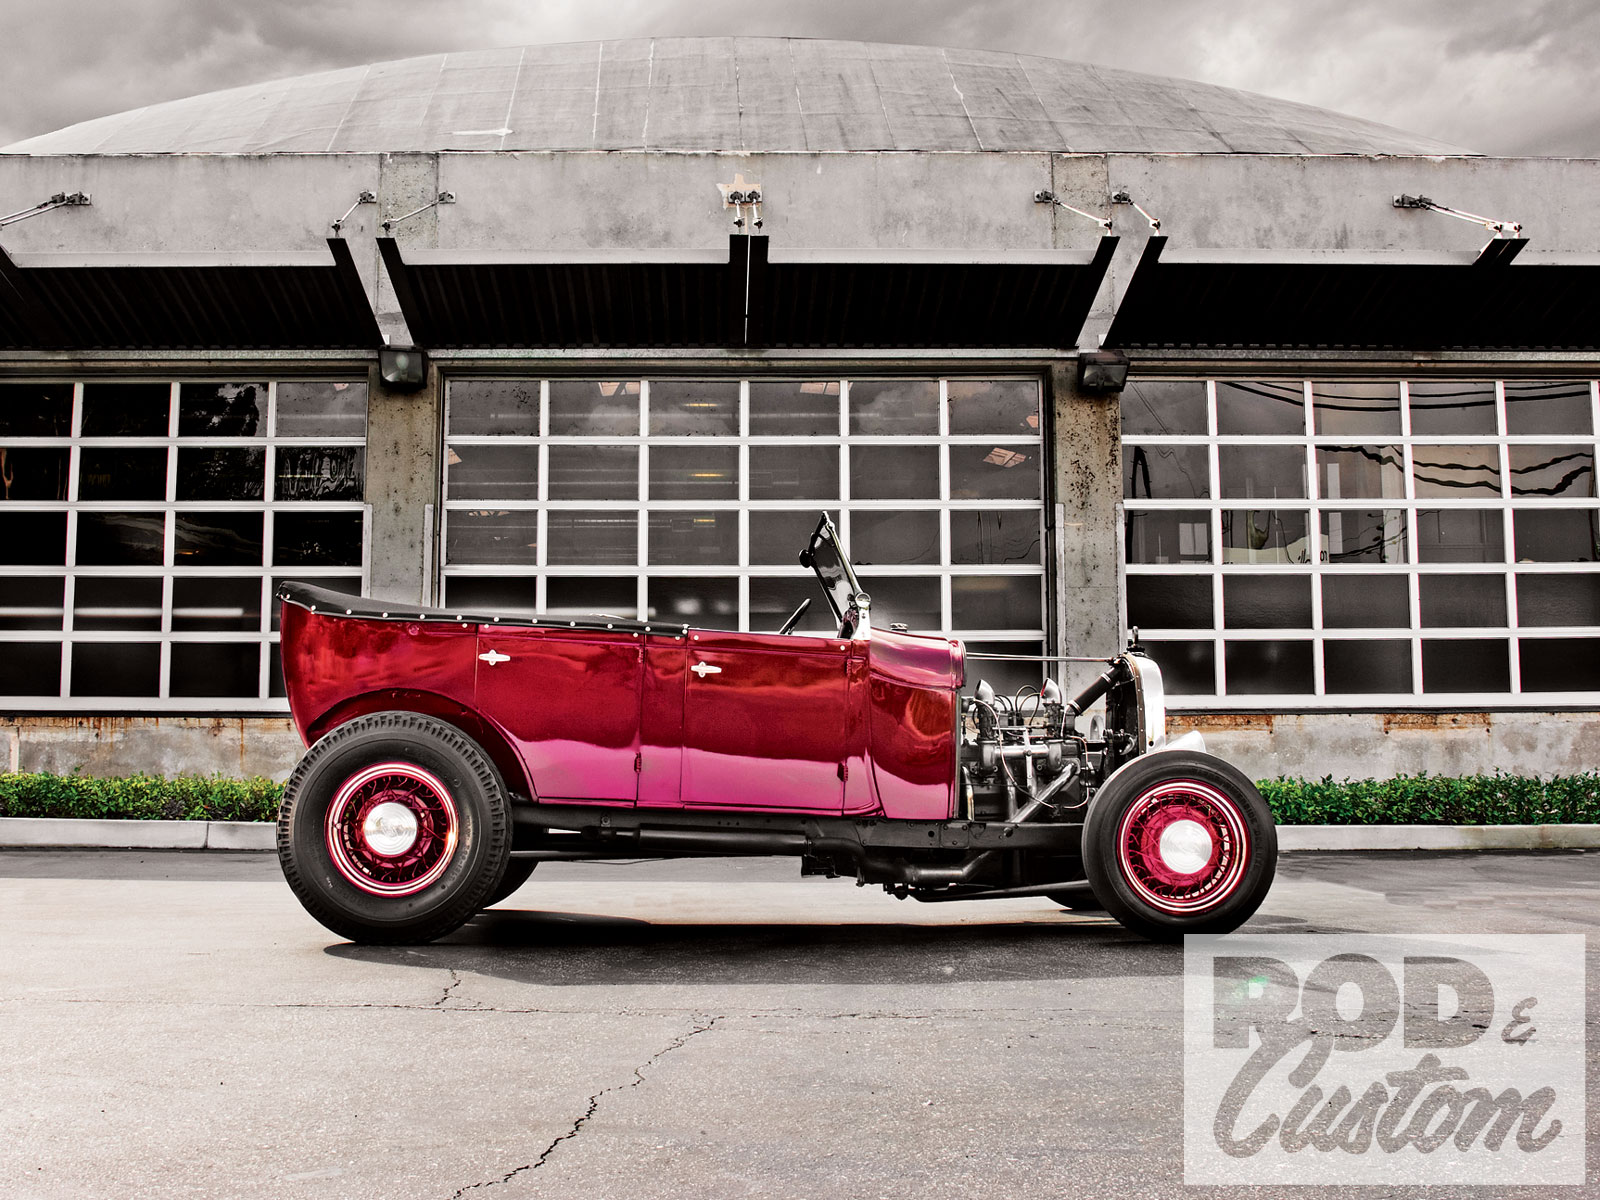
<box><xmin>276</xmin><ymin>515</ymin><xmax>1277</xmax><ymax>943</ymax></box>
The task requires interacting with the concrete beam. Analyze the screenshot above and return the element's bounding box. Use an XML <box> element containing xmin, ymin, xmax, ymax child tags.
<box><xmin>363</xmin><ymin>359</ymin><xmax>441</xmax><ymax>606</ymax></box>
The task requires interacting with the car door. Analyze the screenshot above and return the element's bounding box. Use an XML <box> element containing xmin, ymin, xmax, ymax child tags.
<box><xmin>475</xmin><ymin>626</ymin><xmax>643</xmax><ymax>803</ymax></box>
<box><xmin>678</xmin><ymin>629</ymin><xmax>850</xmax><ymax>812</ymax></box>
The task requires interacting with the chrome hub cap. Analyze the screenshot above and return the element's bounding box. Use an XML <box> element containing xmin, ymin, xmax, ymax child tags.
<box><xmin>362</xmin><ymin>801</ymin><xmax>420</xmax><ymax>857</ymax></box>
<box><xmin>325</xmin><ymin>762</ymin><xmax>459</xmax><ymax>896</ymax></box>
<box><xmin>1157</xmin><ymin>818</ymin><xmax>1214</xmax><ymax>876</ymax></box>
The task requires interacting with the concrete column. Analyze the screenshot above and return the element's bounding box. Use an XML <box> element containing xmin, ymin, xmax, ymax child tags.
<box><xmin>364</xmin><ymin>361</ymin><xmax>441</xmax><ymax>605</ymax></box>
<box><xmin>1049</xmin><ymin>363</ymin><xmax>1124</xmax><ymax>694</ymax></box>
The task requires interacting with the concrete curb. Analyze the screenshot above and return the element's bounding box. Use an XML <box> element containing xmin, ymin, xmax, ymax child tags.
<box><xmin>0</xmin><ymin>818</ymin><xmax>1596</xmax><ymax>853</ymax></box>
<box><xmin>0</xmin><ymin>818</ymin><xmax>275</xmax><ymax>851</ymax></box>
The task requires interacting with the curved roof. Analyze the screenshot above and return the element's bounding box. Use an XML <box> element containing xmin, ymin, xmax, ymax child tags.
<box><xmin>1</xmin><ymin>38</ymin><xmax>1471</xmax><ymax>157</ymax></box>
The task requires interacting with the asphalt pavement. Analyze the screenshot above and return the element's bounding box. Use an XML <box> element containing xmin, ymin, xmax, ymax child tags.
<box><xmin>1</xmin><ymin>850</ymin><xmax>1595</xmax><ymax>1200</ymax></box>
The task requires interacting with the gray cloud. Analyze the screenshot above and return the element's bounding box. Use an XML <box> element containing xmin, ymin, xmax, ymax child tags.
<box><xmin>2</xmin><ymin>0</ymin><xmax>1596</xmax><ymax>156</ymax></box>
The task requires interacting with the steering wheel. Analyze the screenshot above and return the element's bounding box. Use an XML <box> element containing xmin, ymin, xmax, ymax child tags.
<box><xmin>776</xmin><ymin>596</ymin><xmax>812</xmax><ymax>635</ymax></box>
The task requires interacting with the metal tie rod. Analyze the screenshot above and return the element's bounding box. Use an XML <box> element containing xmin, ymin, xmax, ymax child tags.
<box><xmin>0</xmin><ymin>191</ymin><xmax>91</xmax><ymax>229</ymax></box>
<box><xmin>1393</xmin><ymin>193</ymin><xmax>1522</xmax><ymax>236</ymax></box>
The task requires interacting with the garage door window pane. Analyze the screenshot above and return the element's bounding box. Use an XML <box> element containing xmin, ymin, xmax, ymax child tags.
<box><xmin>1324</xmin><ymin>640</ymin><xmax>1412</xmax><ymax>694</ymax></box>
<box><xmin>1217</xmin><ymin>380</ymin><xmax>1304</xmax><ymax>435</ymax></box>
<box><xmin>546</xmin><ymin>512</ymin><xmax>634</xmax><ymax>566</ymax></box>
<box><xmin>749</xmin><ymin>510</ymin><xmax>832</xmax><ymax>565</ymax></box>
<box><xmin>1221</xmin><ymin>509</ymin><xmax>1310</xmax><ymax>564</ymax></box>
<box><xmin>749</xmin><ymin>445</ymin><xmax>838</xmax><ymax>500</ymax></box>
<box><xmin>952</xmin><ymin>510</ymin><xmax>1040</xmax><ymax>565</ymax></box>
<box><xmin>2</xmin><ymin>513</ymin><xmax>67</xmax><ymax>564</ymax></box>
<box><xmin>851</xmin><ymin>510</ymin><xmax>939</xmax><ymax>566</ymax></box>
<box><xmin>447</xmin><ymin>444</ymin><xmax>538</xmax><ymax>500</ymax></box>
<box><xmin>0</xmin><ymin>643</ymin><xmax>60</xmax><ymax>694</ymax></box>
<box><xmin>271</xmin><ymin>512</ymin><xmax>357</xmax><ymax>567</ymax></box>
<box><xmin>750</xmin><ymin>577</ymin><xmax>835</xmax><ymax>634</ymax></box>
<box><xmin>1422</xmin><ymin>639</ymin><xmax>1508</xmax><ymax>692</ymax></box>
<box><xmin>749</xmin><ymin>381</ymin><xmax>838</xmax><ymax>435</ymax></box>
<box><xmin>1128</xmin><ymin>575</ymin><xmax>1212</xmax><ymax>629</ymax></box>
<box><xmin>649</xmin><ymin>380</ymin><xmax>739</xmax><ymax>436</ymax></box>
<box><xmin>1224</xmin><ymin>641</ymin><xmax>1313</xmax><ymax>694</ymax></box>
<box><xmin>1322</xmin><ymin>509</ymin><xmax>1407</xmax><ymax>564</ymax></box>
<box><xmin>950</xmin><ymin>445</ymin><xmax>1039</xmax><ymax>500</ymax></box>
<box><xmin>1520</xmin><ymin>638</ymin><xmax>1600</xmax><ymax>691</ymax></box>
<box><xmin>1509</xmin><ymin>445</ymin><xmax>1595</xmax><ymax>497</ymax></box>
<box><xmin>78</xmin><ymin>514</ymin><xmax>165</xmax><ymax>565</ymax></box>
<box><xmin>1408</xmin><ymin>381</ymin><xmax>1496</xmax><ymax>436</ymax></box>
<box><xmin>850</xmin><ymin>445</ymin><xmax>938</xmax><ymax>500</ymax></box>
<box><xmin>549</xmin><ymin>445</ymin><xmax>637</xmax><ymax>500</ymax></box>
<box><xmin>1417</xmin><ymin>510</ymin><xmax>1504</xmax><ymax>562</ymax></box>
<box><xmin>648</xmin><ymin>577</ymin><xmax>737</xmax><ymax>627</ymax></box>
<box><xmin>0</xmin><ymin>577</ymin><xmax>64</xmax><ymax>630</ymax></box>
<box><xmin>276</xmin><ymin>447</ymin><xmax>363</xmax><ymax>502</ymax></box>
<box><xmin>1504</xmin><ymin>381</ymin><xmax>1593</xmax><ymax>435</ymax></box>
<box><xmin>177</xmin><ymin>447</ymin><xmax>265</xmax><ymax>501</ymax></box>
<box><xmin>449</xmin><ymin>380</ymin><xmax>541</xmax><ymax>436</ymax></box>
<box><xmin>947</xmin><ymin>380</ymin><xmax>1039</xmax><ymax>437</ymax></box>
<box><xmin>170</xmin><ymin>644</ymin><xmax>260</xmax><ymax>698</ymax></box>
<box><xmin>1420</xmin><ymin>574</ymin><xmax>1506</xmax><ymax>627</ymax></box>
<box><xmin>649</xmin><ymin>511</ymin><xmax>738</xmax><ymax>565</ymax></box>
<box><xmin>79</xmin><ymin>448</ymin><xmax>166</xmax><ymax>501</ymax></box>
<box><xmin>0</xmin><ymin>447</ymin><xmax>69</xmax><ymax>501</ymax></box>
<box><xmin>1512</xmin><ymin>510</ymin><xmax>1598</xmax><ymax>562</ymax></box>
<box><xmin>1145</xmin><ymin>640</ymin><xmax>1215</xmax><ymax>695</ymax></box>
<box><xmin>1321</xmin><ymin>575</ymin><xmax>1409</xmax><ymax>628</ymax></box>
<box><xmin>1219</xmin><ymin>445</ymin><xmax>1305</xmax><ymax>499</ymax></box>
<box><xmin>1312</xmin><ymin>382</ymin><xmax>1400</xmax><ymax>436</ymax></box>
<box><xmin>849</xmin><ymin>380</ymin><xmax>938</xmax><ymax>435</ymax></box>
<box><xmin>951</xmin><ymin>575</ymin><xmax>1040</xmax><ymax>630</ymax></box>
<box><xmin>70</xmin><ymin>642</ymin><xmax>160</xmax><ymax>697</ymax></box>
<box><xmin>1413</xmin><ymin>445</ymin><xmax>1501</xmax><ymax>497</ymax></box>
<box><xmin>81</xmin><ymin>383</ymin><xmax>169</xmax><ymax>437</ymax></box>
<box><xmin>75</xmin><ymin>577</ymin><xmax>162</xmax><ymax>630</ymax></box>
<box><xmin>178</xmin><ymin>383</ymin><xmax>265</xmax><ymax>436</ymax></box>
<box><xmin>172</xmin><ymin>578</ymin><xmax>262</xmax><ymax>631</ymax></box>
<box><xmin>651</xmin><ymin>445</ymin><xmax>737</xmax><ymax>499</ymax></box>
<box><xmin>548</xmin><ymin>381</ymin><xmax>639</xmax><ymax>436</ymax></box>
<box><xmin>1516</xmin><ymin>575</ymin><xmax>1600</xmax><ymax>626</ymax></box>
<box><xmin>0</xmin><ymin>383</ymin><xmax>73</xmax><ymax>436</ymax></box>
<box><xmin>1316</xmin><ymin>446</ymin><xmax>1403</xmax><ymax>499</ymax></box>
<box><xmin>856</xmin><ymin>576</ymin><xmax>940</xmax><ymax>630</ymax></box>
<box><xmin>275</xmin><ymin>381</ymin><xmax>367</xmax><ymax>437</ymax></box>
<box><xmin>1122</xmin><ymin>380</ymin><xmax>1206</xmax><ymax>436</ymax></box>
<box><xmin>1224</xmin><ymin>576</ymin><xmax>1312</xmax><ymax>629</ymax></box>
<box><xmin>546</xmin><ymin>577</ymin><xmax>637</xmax><ymax>619</ymax></box>
<box><xmin>1125</xmin><ymin>445</ymin><xmax>1209</xmax><ymax>500</ymax></box>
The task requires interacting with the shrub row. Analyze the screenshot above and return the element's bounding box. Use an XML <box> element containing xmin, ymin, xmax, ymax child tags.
<box><xmin>0</xmin><ymin>772</ymin><xmax>283</xmax><ymax>823</ymax></box>
<box><xmin>1</xmin><ymin>770</ymin><xmax>1598</xmax><ymax>826</ymax></box>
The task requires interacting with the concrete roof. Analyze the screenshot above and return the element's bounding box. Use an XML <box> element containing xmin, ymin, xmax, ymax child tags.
<box><xmin>0</xmin><ymin>38</ymin><xmax>1472</xmax><ymax>157</ymax></box>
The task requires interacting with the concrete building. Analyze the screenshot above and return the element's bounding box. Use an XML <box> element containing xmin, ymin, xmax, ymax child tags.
<box><xmin>1</xmin><ymin>38</ymin><xmax>1596</xmax><ymax>781</ymax></box>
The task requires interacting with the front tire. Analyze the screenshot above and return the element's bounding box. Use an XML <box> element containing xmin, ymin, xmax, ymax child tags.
<box><xmin>277</xmin><ymin>711</ymin><xmax>511</xmax><ymax>943</ymax></box>
<box><xmin>1082</xmin><ymin>751</ymin><xmax>1276</xmax><ymax>942</ymax></box>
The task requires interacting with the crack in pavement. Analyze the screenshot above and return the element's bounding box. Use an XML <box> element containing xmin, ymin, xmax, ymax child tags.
<box><xmin>435</xmin><ymin>968</ymin><xmax>464</xmax><ymax>1008</ymax></box>
<box><xmin>447</xmin><ymin>1014</ymin><xmax>723</xmax><ymax>1198</ymax></box>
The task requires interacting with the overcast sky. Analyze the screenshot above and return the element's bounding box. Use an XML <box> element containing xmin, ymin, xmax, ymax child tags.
<box><xmin>2</xmin><ymin>0</ymin><xmax>1597</xmax><ymax>155</ymax></box>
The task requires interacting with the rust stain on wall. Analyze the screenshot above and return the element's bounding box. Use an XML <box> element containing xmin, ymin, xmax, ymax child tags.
<box><xmin>1170</xmin><ymin>713</ymin><xmax>1275</xmax><ymax>733</ymax></box>
<box><xmin>1382</xmin><ymin>713</ymin><xmax>1492</xmax><ymax>734</ymax></box>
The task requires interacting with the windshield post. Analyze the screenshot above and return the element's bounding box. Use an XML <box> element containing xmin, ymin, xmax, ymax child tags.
<box><xmin>798</xmin><ymin>512</ymin><xmax>872</xmax><ymax>639</ymax></box>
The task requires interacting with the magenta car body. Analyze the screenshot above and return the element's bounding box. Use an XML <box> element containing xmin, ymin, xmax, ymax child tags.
<box><xmin>275</xmin><ymin>515</ymin><xmax>1277</xmax><ymax>943</ymax></box>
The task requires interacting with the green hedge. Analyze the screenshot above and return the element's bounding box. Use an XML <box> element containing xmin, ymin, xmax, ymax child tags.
<box><xmin>1</xmin><ymin>770</ymin><xmax>1598</xmax><ymax>826</ymax></box>
<box><xmin>1259</xmin><ymin>773</ymin><xmax>1600</xmax><ymax>826</ymax></box>
<box><xmin>0</xmin><ymin>772</ymin><xmax>283</xmax><ymax>823</ymax></box>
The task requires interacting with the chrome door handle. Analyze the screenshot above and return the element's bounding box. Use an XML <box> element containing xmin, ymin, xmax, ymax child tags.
<box><xmin>691</xmin><ymin>661</ymin><xmax>722</xmax><ymax>677</ymax></box>
<box><xmin>478</xmin><ymin>650</ymin><xmax>510</xmax><ymax>666</ymax></box>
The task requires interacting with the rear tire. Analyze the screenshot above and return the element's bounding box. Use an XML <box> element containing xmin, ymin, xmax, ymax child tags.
<box><xmin>277</xmin><ymin>711</ymin><xmax>511</xmax><ymax>944</ymax></box>
<box><xmin>1082</xmin><ymin>751</ymin><xmax>1276</xmax><ymax>942</ymax></box>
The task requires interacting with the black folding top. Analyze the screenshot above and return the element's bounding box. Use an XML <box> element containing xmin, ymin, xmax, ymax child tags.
<box><xmin>277</xmin><ymin>581</ymin><xmax>665</xmax><ymax>635</ymax></box>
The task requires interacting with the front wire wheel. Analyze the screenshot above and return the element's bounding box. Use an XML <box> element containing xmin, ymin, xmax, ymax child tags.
<box><xmin>278</xmin><ymin>712</ymin><xmax>511</xmax><ymax>944</ymax></box>
<box><xmin>1082</xmin><ymin>751</ymin><xmax>1277</xmax><ymax>941</ymax></box>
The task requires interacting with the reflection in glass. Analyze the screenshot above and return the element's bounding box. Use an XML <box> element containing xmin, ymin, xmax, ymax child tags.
<box><xmin>650</xmin><ymin>445</ymin><xmax>737</xmax><ymax>499</ymax></box>
<box><xmin>545</xmin><ymin>511</ymin><xmax>635</xmax><ymax>565</ymax></box>
<box><xmin>750</xmin><ymin>510</ymin><xmax>833</xmax><ymax>565</ymax></box>
<box><xmin>1144</xmin><ymin>640</ymin><xmax>1215</xmax><ymax>695</ymax></box>
<box><xmin>1509</xmin><ymin>444</ymin><xmax>1595</xmax><ymax>497</ymax></box>
<box><xmin>1126</xmin><ymin>510</ymin><xmax>1210</xmax><ymax>564</ymax></box>
<box><xmin>1121</xmin><ymin>380</ymin><xmax>1206</xmax><ymax>436</ymax></box>
<box><xmin>1324</xmin><ymin>640</ymin><xmax>1411</xmax><ymax>694</ymax></box>
<box><xmin>647</xmin><ymin>577</ymin><xmax>737</xmax><ymax>627</ymax></box>
<box><xmin>546</xmin><ymin>577</ymin><xmax>638</xmax><ymax>619</ymax></box>
<box><xmin>1412</xmin><ymin>444</ymin><xmax>1501</xmax><ymax>497</ymax></box>
<box><xmin>1512</xmin><ymin>510</ymin><xmax>1598</xmax><ymax>562</ymax></box>
<box><xmin>447</xmin><ymin>380</ymin><xmax>541</xmax><ymax>436</ymax></box>
<box><xmin>77</xmin><ymin>513</ymin><xmax>165</xmax><ymax>565</ymax></box>
<box><xmin>1504</xmin><ymin>381</ymin><xmax>1593</xmax><ymax>436</ymax></box>
<box><xmin>447</xmin><ymin>510</ymin><xmax>539</xmax><ymax>566</ymax></box>
<box><xmin>750</xmin><ymin>577</ymin><xmax>835</xmax><ymax>634</ymax></box>
<box><xmin>1219</xmin><ymin>444</ymin><xmax>1305</xmax><ymax>499</ymax></box>
<box><xmin>1322</xmin><ymin>575</ymin><xmax>1409</xmax><ymax>627</ymax></box>
<box><xmin>1125</xmin><ymin>444</ymin><xmax>1209</xmax><ymax>499</ymax></box>
<box><xmin>1516</xmin><ymin>574</ymin><xmax>1600</xmax><ymax>626</ymax></box>
<box><xmin>547</xmin><ymin>380</ymin><xmax>639</xmax><ymax>436</ymax></box>
<box><xmin>0</xmin><ymin>447</ymin><xmax>69</xmax><ymax>501</ymax></box>
<box><xmin>70</xmin><ymin>643</ymin><xmax>160</xmax><ymax>698</ymax></box>
<box><xmin>172</xmin><ymin>577</ymin><xmax>262</xmax><ymax>631</ymax></box>
<box><xmin>749</xmin><ymin>380</ymin><xmax>839</xmax><ymax>435</ymax></box>
<box><xmin>648</xmin><ymin>511</ymin><xmax>738</xmax><ymax>565</ymax></box>
<box><xmin>1420</xmin><ymin>574</ymin><xmax>1506</xmax><ymax>627</ymax></box>
<box><xmin>446</xmin><ymin>444</ymin><xmax>536</xmax><ymax>500</ymax></box>
<box><xmin>1224</xmin><ymin>640</ymin><xmax>1313</xmax><ymax>694</ymax></box>
<box><xmin>1416</xmin><ymin>509</ymin><xmax>1505</xmax><ymax>563</ymax></box>
<box><xmin>81</xmin><ymin>382</ymin><xmax>169</xmax><ymax>436</ymax></box>
<box><xmin>548</xmin><ymin>445</ymin><xmax>638</xmax><ymax>500</ymax></box>
<box><xmin>0</xmin><ymin>512</ymin><xmax>68</xmax><ymax>564</ymax></box>
<box><xmin>1520</xmin><ymin>638</ymin><xmax>1600</xmax><ymax>692</ymax></box>
<box><xmin>1408</xmin><ymin>380</ymin><xmax>1497</xmax><ymax>436</ymax></box>
<box><xmin>178</xmin><ymin>383</ymin><xmax>264</xmax><ymax>436</ymax></box>
<box><xmin>952</xmin><ymin>575</ymin><xmax>1041</xmax><ymax>630</ymax></box>
<box><xmin>1312</xmin><ymin>381</ymin><xmax>1400</xmax><ymax>436</ymax></box>
<box><xmin>852</xmin><ymin>510</ymin><xmax>939</xmax><ymax>566</ymax></box>
<box><xmin>749</xmin><ymin>445</ymin><xmax>838</xmax><ymax>499</ymax></box>
<box><xmin>961</xmin><ymin>640</ymin><xmax>1047</xmax><ymax>695</ymax></box>
<box><xmin>1422</xmin><ymin>639</ymin><xmax>1508</xmax><ymax>692</ymax></box>
<box><xmin>1128</xmin><ymin>575</ymin><xmax>1212</xmax><ymax>629</ymax></box>
<box><xmin>949</xmin><ymin>444</ymin><xmax>1039</xmax><ymax>500</ymax></box>
<box><xmin>0</xmin><ymin>576</ymin><xmax>64</xmax><ymax>630</ymax></box>
<box><xmin>0</xmin><ymin>383</ymin><xmax>73</xmax><ymax>436</ymax></box>
<box><xmin>443</xmin><ymin>576</ymin><xmax>540</xmax><ymax>615</ymax></box>
<box><xmin>648</xmin><ymin>380</ymin><xmax>739</xmax><ymax>436</ymax></box>
<box><xmin>273</xmin><ymin>446</ymin><xmax>364</xmax><ymax>502</ymax></box>
<box><xmin>1223</xmin><ymin>576</ymin><xmax>1312</xmax><ymax>629</ymax></box>
<box><xmin>1216</xmin><ymin>380</ymin><xmax>1304</xmax><ymax>436</ymax></box>
<box><xmin>176</xmin><ymin>513</ymin><xmax>265</xmax><ymax>566</ymax></box>
<box><xmin>947</xmin><ymin>380</ymin><xmax>1040</xmax><ymax>437</ymax></box>
<box><xmin>276</xmin><ymin>381</ymin><xmax>367</xmax><ymax>437</ymax></box>
<box><xmin>1220</xmin><ymin>509</ymin><xmax>1310</xmax><ymax>564</ymax></box>
<box><xmin>74</xmin><ymin>576</ymin><xmax>162</xmax><ymax>630</ymax></box>
<box><xmin>952</xmin><ymin>510</ymin><xmax>1039</xmax><ymax>565</ymax></box>
<box><xmin>269</xmin><ymin>512</ymin><xmax>356</xmax><ymax>567</ymax></box>
<box><xmin>850</xmin><ymin>445</ymin><xmax>938</xmax><ymax>500</ymax></box>
<box><xmin>0</xmin><ymin>643</ymin><xmax>59</xmax><ymax>695</ymax></box>
<box><xmin>1317</xmin><ymin>445</ymin><xmax>1403</xmax><ymax>499</ymax></box>
<box><xmin>177</xmin><ymin>447</ymin><xmax>265</xmax><ymax>501</ymax></box>
<box><xmin>170</xmin><ymin>644</ymin><xmax>261</xmax><ymax>698</ymax></box>
<box><xmin>78</xmin><ymin>448</ymin><xmax>167</xmax><ymax>501</ymax></box>
<box><xmin>849</xmin><ymin>380</ymin><xmax>938</xmax><ymax>435</ymax></box>
<box><xmin>855</xmin><ymin>576</ymin><xmax>940</xmax><ymax>630</ymax></box>
<box><xmin>1322</xmin><ymin>509</ymin><xmax>1407</xmax><ymax>564</ymax></box>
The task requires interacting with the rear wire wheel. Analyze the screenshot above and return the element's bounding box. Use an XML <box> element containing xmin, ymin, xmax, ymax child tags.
<box><xmin>1082</xmin><ymin>751</ymin><xmax>1276</xmax><ymax>941</ymax></box>
<box><xmin>277</xmin><ymin>711</ymin><xmax>511</xmax><ymax>944</ymax></box>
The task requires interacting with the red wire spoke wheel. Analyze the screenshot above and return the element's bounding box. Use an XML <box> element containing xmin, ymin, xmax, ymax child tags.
<box><xmin>324</xmin><ymin>762</ymin><xmax>460</xmax><ymax>896</ymax></box>
<box><xmin>1114</xmin><ymin>779</ymin><xmax>1248</xmax><ymax>914</ymax></box>
<box><xmin>1081</xmin><ymin>750</ymin><xmax>1276</xmax><ymax>940</ymax></box>
<box><xmin>277</xmin><ymin>712</ymin><xmax>511</xmax><ymax>944</ymax></box>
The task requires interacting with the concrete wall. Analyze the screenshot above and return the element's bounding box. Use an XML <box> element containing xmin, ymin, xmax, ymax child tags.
<box><xmin>7</xmin><ymin>718</ymin><xmax>303</xmax><ymax>781</ymax></box>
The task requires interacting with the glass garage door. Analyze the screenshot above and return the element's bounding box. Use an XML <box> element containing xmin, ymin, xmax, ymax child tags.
<box><xmin>441</xmin><ymin>377</ymin><xmax>1047</xmax><ymax>675</ymax></box>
